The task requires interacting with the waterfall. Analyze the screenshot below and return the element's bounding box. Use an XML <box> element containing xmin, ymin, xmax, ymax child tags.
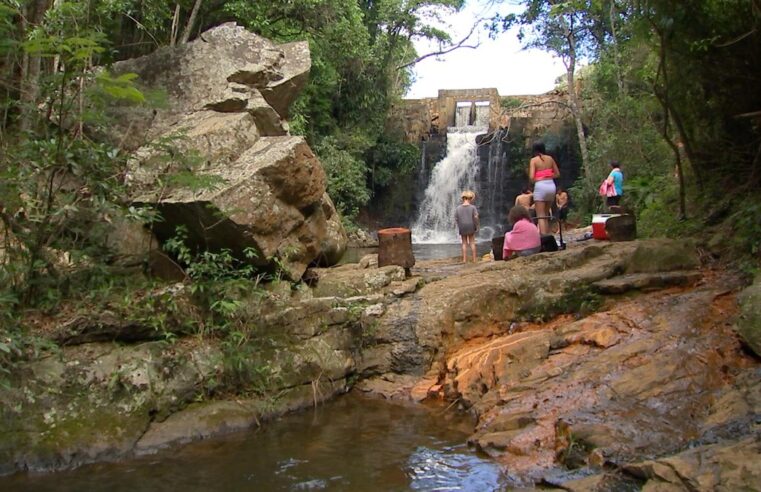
<box><xmin>474</xmin><ymin>104</ymin><xmax>490</xmax><ymax>128</ymax></box>
<box><xmin>418</xmin><ymin>142</ymin><xmax>427</xmax><ymax>183</ymax></box>
<box><xmin>455</xmin><ymin>105</ymin><xmax>471</xmax><ymax>127</ymax></box>
<box><xmin>411</xmin><ymin>126</ymin><xmax>487</xmax><ymax>244</ymax></box>
<box><xmin>485</xmin><ymin>126</ymin><xmax>509</xmax><ymax>229</ymax></box>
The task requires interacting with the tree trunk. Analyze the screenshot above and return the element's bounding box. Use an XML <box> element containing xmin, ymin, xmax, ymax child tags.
<box><xmin>170</xmin><ymin>4</ymin><xmax>180</xmax><ymax>47</ymax></box>
<box><xmin>377</xmin><ymin>228</ymin><xmax>415</xmax><ymax>270</ymax></box>
<box><xmin>19</xmin><ymin>0</ymin><xmax>52</xmax><ymax>132</ymax></box>
<box><xmin>653</xmin><ymin>29</ymin><xmax>687</xmax><ymax>220</ymax></box>
<box><xmin>609</xmin><ymin>1</ymin><xmax>626</xmax><ymax>96</ymax></box>
<box><xmin>561</xmin><ymin>18</ymin><xmax>591</xmax><ymax>186</ymax></box>
<box><xmin>180</xmin><ymin>0</ymin><xmax>203</xmax><ymax>44</ymax></box>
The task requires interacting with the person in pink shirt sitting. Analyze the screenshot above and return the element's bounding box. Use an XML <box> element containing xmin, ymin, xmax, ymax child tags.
<box><xmin>503</xmin><ymin>205</ymin><xmax>541</xmax><ymax>260</ymax></box>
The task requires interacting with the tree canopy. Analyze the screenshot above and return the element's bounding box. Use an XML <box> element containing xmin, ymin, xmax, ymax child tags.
<box><xmin>494</xmin><ymin>0</ymin><xmax>760</xmax><ymax>264</ymax></box>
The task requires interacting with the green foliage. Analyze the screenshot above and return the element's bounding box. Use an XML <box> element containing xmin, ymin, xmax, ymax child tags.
<box><xmin>568</xmin><ymin>88</ymin><xmax>676</xmax><ymax>217</ymax></box>
<box><xmin>0</xmin><ymin>136</ymin><xmax>129</xmax><ymax>305</ymax></box>
<box><xmin>93</xmin><ymin>71</ymin><xmax>145</xmax><ymax>103</ymax></box>
<box><xmin>500</xmin><ymin>96</ymin><xmax>523</xmax><ymax>109</ymax></box>
<box><xmin>700</xmin><ymin>195</ymin><xmax>761</xmax><ymax>276</ymax></box>
<box><xmin>161</xmin><ymin>226</ymin><xmax>288</xmax><ymax>394</ymax></box>
<box><xmin>314</xmin><ymin>137</ymin><xmax>371</xmax><ymax>220</ymax></box>
<box><xmin>528</xmin><ymin>0</ymin><xmax>761</xmax><ymax>268</ymax></box>
<box><xmin>635</xmin><ymin>177</ymin><xmax>701</xmax><ymax>239</ymax></box>
<box><xmin>0</xmin><ymin>310</ymin><xmax>59</xmax><ymax>389</ymax></box>
<box><xmin>730</xmin><ymin>198</ymin><xmax>761</xmax><ymax>261</ymax></box>
<box><xmin>0</xmin><ymin>0</ymin><xmax>157</xmax><ymax>310</ymax></box>
<box><xmin>520</xmin><ymin>283</ymin><xmax>604</xmax><ymax>322</ymax></box>
<box><xmin>219</xmin><ymin>329</ymin><xmax>282</xmax><ymax>396</ymax></box>
<box><xmin>365</xmin><ymin>136</ymin><xmax>420</xmax><ymax>190</ymax></box>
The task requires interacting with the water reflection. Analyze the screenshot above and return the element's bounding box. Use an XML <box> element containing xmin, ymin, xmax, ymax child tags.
<box><xmin>339</xmin><ymin>242</ymin><xmax>494</xmax><ymax>264</ymax></box>
<box><xmin>1</xmin><ymin>394</ymin><xmax>506</xmax><ymax>492</ymax></box>
<box><xmin>408</xmin><ymin>446</ymin><xmax>504</xmax><ymax>491</ymax></box>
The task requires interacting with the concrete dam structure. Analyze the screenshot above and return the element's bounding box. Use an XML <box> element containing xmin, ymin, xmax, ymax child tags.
<box><xmin>377</xmin><ymin>88</ymin><xmax>580</xmax><ymax>242</ymax></box>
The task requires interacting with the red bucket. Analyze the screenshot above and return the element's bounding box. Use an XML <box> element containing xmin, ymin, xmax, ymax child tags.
<box><xmin>592</xmin><ymin>214</ymin><xmax>621</xmax><ymax>240</ymax></box>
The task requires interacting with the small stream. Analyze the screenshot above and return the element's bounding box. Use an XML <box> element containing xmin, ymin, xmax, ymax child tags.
<box><xmin>1</xmin><ymin>393</ymin><xmax>506</xmax><ymax>491</ymax></box>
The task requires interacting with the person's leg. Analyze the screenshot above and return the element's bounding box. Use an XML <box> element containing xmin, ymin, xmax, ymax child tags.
<box><xmin>551</xmin><ymin>214</ymin><xmax>560</xmax><ymax>234</ymax></box>
<box><xmin>469</xmin><ymin>234</ymin><xmax>477</xmax><ymax>262</ymax></box>
<box><xmin>461</xmin><ymin>235</ymin><xmax>467</xmax><ymax>262</ymax></box>
<box><xmin>533</xmin><ymin>180</ymin><xmax>555</xmax><ymax>235</ymax></box>
<box><xmin>535</xmin><ymin>201</ymin><xmax>549</xmax><ymax>234</ymax></box>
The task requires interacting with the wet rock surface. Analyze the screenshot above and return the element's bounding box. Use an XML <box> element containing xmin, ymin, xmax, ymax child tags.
<box><xmin>2</xmin><ymin>238</ymin><xmax>759</xmax><ymax>489</ymax></box>
<box><xmin>350</xmin><ymin>239</ymin><xmax>760</xmax><ymax>489</ymax></box>
<box><xmin>451</xmin><ymin>287</ymin><xmax>756</xmax><ymax>484</ymax></box>
<box><xmin>624</xmin><ymin>435</ymin><xmax>761</xmax><ymax>490</ymax></box>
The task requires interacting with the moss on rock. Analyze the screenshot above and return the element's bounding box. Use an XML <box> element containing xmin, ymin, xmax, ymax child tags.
<box><xmin>736</xmin><ymin>276</ymin><xmax>761</xmax><ymax>357</ymax></box>
<box><xmin>626</xmin><ymin>239</ymin><xmax>700</xmax><ymax>273</ymax></box>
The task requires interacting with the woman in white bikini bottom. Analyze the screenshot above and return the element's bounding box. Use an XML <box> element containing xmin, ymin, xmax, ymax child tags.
<box><xmin>533</xmin><ymin>179</ymin><xmax>556</xmax><ymax>202</ymax></box>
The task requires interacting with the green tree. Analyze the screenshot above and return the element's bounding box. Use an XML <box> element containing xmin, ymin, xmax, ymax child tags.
<box><xmin>1</xmin><ymin>1</ymin><xmax>144</xmax><ymax>306</ymax></box>
<box><xmin>314</xmin><ymin>136</ymin><xmax>372</xmax><ymax>220</ymax></box>
<box><xmin>496</xmin><ymin>0</ymin><xmax>614</xmax><ymax>186</ymax></box>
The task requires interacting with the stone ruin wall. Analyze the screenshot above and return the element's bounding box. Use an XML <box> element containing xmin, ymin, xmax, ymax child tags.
<box><xmin>388</xmin><ymin>88</ymin><xmax>573</xmax><ymax>145</ymax></box>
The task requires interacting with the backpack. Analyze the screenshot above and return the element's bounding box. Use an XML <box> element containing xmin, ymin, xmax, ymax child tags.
<box><xmin>540</xmin><ymin>234</ymin><xmax>559</xmax><ymax>252</ymax></box>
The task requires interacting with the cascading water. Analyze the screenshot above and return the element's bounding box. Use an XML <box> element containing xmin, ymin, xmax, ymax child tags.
<box><xmin>412</xmin><ymin>126</ymin><xmax>491</xmax><ymax>244</ymax></box>
<box><xmin>455</xmin><ymin>105</ymin><xmax>471</xmax><ymax>127</ymax></box>
<box><xmin>474</xmin><ymin>104</ymin><xmax>490</xmax><ymax>128</ymax></box>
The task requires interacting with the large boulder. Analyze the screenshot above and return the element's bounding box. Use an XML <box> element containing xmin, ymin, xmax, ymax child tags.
<box><xmin>109</xmin><ymin>23</ymin><xmax>308</xmax><ymax>148</ymax></box>
<box><xmin>109</xmin><ymin>23</ymin><xmax>345</xmax><ymax>279</ymax></box>
<box><xmin>313</xmin><ymin>193</ymin><xmax>348</xmax><ymax>266</ymax></box>
<box><xmin>625</xmin><ymin>238</ymin><xmax>700</xmax><ymax>273</ymax></box>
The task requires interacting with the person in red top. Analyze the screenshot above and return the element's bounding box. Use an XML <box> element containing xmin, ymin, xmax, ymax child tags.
<box><xmin>503</xmin><ymin>205</ymin><xmax>541</xmax><ymax>260</ymax></box>
<box><xmin>528</xmin><ymin>141</ymin><xmax>560</xmax><ymax>235</ymax></box>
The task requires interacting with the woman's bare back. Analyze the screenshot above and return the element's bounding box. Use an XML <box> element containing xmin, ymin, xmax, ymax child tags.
<box><xmin>529</xmin><ymin>154</ymin><xmax>559</xmax><ymax>181</ymax></box>
<box><xmin>531</xmin><ymin>154</ymin><xmax>556</xmax><ymax>171</ymax></box>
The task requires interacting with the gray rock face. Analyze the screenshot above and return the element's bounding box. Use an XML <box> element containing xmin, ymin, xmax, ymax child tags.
<box><xmin>0</xmin><ymin>287</ymin><xmax>359</xmax><ymax>473</ymax></box>
<box><xmin>625</xmin><ymin>437</ymin><xmax>761</xmax><ymax>491</ymax></box>
<box><xmin>592</xmin><ymin>270</ymin><xmax>702</xmax><ymax>294</ymax></box>
<box><xmin>111</xmin><ymin>23</ymin><xmax>307</xmax><ymax>146</ymax></box>
<box><xmin>313</xmin><ymin>194</ymin><xmax>348</xmax><ymax>267</ymax></box>
<box><xmin>109</xmin><ymin>23</ymin><xmax>345</xmax><ymax>279</ymax></box>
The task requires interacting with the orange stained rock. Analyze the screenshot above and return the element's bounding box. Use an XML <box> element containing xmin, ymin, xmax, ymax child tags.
<box><xmin>441</xmin><ymin>279</ymin><xmax>752</xmax><ymax>485</ymax></box>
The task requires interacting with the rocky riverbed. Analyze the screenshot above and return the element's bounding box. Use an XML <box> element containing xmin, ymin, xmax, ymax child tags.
<box><xmin>2</xmin><ymin>238</ymin><xmax>759</xmax><ymax>490</ymax></box>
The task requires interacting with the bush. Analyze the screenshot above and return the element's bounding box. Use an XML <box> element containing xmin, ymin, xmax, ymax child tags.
<box><xmin>314</xmin><ymin>137</ymin><xmax>371</xmax><ymax>220</ymax></box>
<box><xmin>636</xmin><ymin>177</ymin><xmax>701</xmax><ymax>239</ymax></box>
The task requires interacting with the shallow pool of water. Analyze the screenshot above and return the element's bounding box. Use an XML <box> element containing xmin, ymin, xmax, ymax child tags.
<box><xmin>1</xmin><ymin>394</ymin><xmax>506</xmax><ymax>491</ymax></box>
<box><xmin>339</xmin><ymin>242</ymin><xmax>494</xmax><ymax>264</ymax></box>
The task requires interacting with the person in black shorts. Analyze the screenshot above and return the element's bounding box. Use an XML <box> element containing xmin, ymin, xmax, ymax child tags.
<box><xmin>555</xmin><ymin>187</ymin><xmax>569</xmax><ymax>231</ymax></box>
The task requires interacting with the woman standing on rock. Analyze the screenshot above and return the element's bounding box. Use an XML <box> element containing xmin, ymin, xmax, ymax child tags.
<box><xmin>528</xmin><ymin>142</ymin><xmax>560</xmax><ymax>235</ymax></box>
<box><xmin>455</xmin><ymin>190</ymin><xmax>479</xmax><ymax>263</ymax></box>
<box><xmin>605</xmin><ymin>160</ymin><xmax>624</xmax><ymax>208</ymax></box>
